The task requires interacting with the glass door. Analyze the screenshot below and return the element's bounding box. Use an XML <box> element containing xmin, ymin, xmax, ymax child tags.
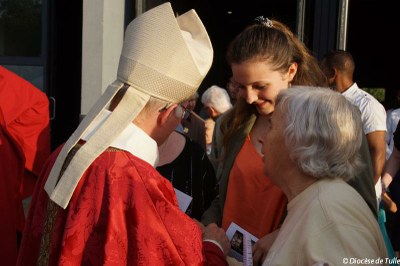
<box><xmin>0</xmin><ymin>0</ymin><xmax>49</xmax><ymax>93</ymax></box>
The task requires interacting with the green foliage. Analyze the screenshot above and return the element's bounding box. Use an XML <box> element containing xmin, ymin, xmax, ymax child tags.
<box><xmin>361</xmin><ymin>88</ymin><xmax>385</xmax><ymax>103</ymax></box>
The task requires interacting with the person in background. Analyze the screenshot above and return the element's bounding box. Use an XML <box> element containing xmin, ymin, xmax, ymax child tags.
<box><xmin>0</xmin><ymin>111</ymin><xmax>25</xmax><ymax>266</ymax></box>
<box><xmin>157</xmin><ymin>98</ymin><xmax>218</xmax><ymax>220</ymax></box>
<box><xmin>201</xmin><ymin>85</ymin><xmax>233</xmax><ymax>120</ymax></box>
<box><xmin>187</xmin><ymin>92</ymin><xmax>199</xmax><ymax>112</ymax></box>
<box><xmin>381</xmin><ymin>120</ymin><xmax>400</xmax><ymax>257</ymax></box>
<box><xmin>320</xmin><ymin>50</ymin><xmax>387</xmax><ymax>200</ymax></box>
<box><xmin>385</xmin><ymin>90</ymin><xmax>400</xmax><ymax>159</ymax></box>
<box><xmin>0</xmin><ymin>66</ymin><xmax>51</xmax><ymax>202</ymax></box>
<box><xmin>260</xmin><ymin>86</ymin><xmax>388</xmax><ymax>265</ymax></box>
<box><xmin>321</xmin><ymin>50</ymin><xmax>397</xmax><ymax>265</ymax></box>
<box><xmin>181</xmin><ymin>91</ymin><xmax>207</xmax><ymax>150</ymax></box>
<box><xmin>0</xmin><ymin>66</ymin><xmax>51</xmax><ymax>266</ymax></box>
<box><xmin>383</xmin><ymin>87</ymin><xmax>400</xmax><ymax>259</ymax></box>
<box><xmin>17</xmin><ymin>3</ymin><xmax>229</xmax><ymax>265</ymax></box>
<box><xmin>157</xmin><ymin>119</ymin><xmax>218</xmax><ymax>220</ymax></box>
<box><xmin>201</xmin><ymin>85</ymin><xmax>232</xmax><ymax>155</ymax></box>
<box><xmin>204</xmin><ymin>118</ymin><xmax>215</xmax><ymax>155</ymax></box>
<box><xmin>382</xmin><ymin>90</ymin><xmax>400</xmax><ymax>258</ymax></box>
<box><xmin>383</xmin><ymin>89</ymin><xmax>400</xmax><ymax>213</ymax></box>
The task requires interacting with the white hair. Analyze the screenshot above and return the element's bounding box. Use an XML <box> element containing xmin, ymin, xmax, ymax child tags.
<box><xmin>201</xmin><ymin>85</ymin><xmax>232</xmax><ymax>114</ymax></box>
<box><xmin>276</xmin><ymin>86</ymin><xmax>363</xmax><ymax>180</ymax></box>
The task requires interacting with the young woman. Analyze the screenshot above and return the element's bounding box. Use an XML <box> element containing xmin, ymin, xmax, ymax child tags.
<box><xmin>202</xmin><ymin>16</ymin><xmax>326</xmax><ymax>235</ymax></box>
<box><xmin>201</xmin><ymin>17</ymin><xmax>326</xmax><ymax>264</ymax></box>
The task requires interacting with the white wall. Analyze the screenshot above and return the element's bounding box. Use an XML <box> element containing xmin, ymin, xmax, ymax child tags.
<box><xmin>81</xmin><ymin>0</ymin><xmax>125</xmax><ymax>115</ymax></box>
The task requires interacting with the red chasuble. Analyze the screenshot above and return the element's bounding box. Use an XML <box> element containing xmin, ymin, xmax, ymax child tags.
<box><xmin>17</xmin><ymin>146</ymin><xmax>225</xmax><ymax>265</ymax></box>
<box><xmin>0</xmin><ymin>117</ymin><xmax>26</xmax><ymax>266</ymax></box>
<box><xmin>0</xmin><ymin>66</ymin><xmax>50</xmax><ymax>197</ymax></box>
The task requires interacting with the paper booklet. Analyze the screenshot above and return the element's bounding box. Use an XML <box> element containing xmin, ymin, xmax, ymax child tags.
<box><xmin>226</xmin><ymin>222</ymin><xmax>258</xmax><ymax>266</ymax></box>
<box><xmin>174</xmin><ymin>188</ymin><xmax>192</xmax><ymax>212</ymax></box>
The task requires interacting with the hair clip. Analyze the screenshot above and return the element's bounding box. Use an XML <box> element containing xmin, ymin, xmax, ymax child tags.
<box><xmin>254</xmin><ymin>16</ymin><xmax>273</xmax><ymax>28</ymax></box>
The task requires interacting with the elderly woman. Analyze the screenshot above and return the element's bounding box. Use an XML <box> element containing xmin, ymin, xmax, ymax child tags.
<box><xmin>260</xmin><ymin>86</ymin><xmax>388</xmax><ymax>265</ymax></box>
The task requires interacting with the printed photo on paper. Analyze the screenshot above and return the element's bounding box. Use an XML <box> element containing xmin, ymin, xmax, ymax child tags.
<box><xmin>226</xmin><ymin>222</ymin><xmax>258</xmax><ymax>264</ymax></box>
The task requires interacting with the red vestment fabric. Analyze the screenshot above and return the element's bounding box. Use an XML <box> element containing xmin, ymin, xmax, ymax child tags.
<box><xmin>0</xmin><ymin>66</ymin><xmax>51</xmax><ymax>197</ymax></box>
<box><xmin>17</xmin><ymin>146</ymin><xmax>227</xmax><ymax>265</ymax></box>
<box><xmin>0</xmin><ymin>110</ymin><xmax>26</xmax><ymax>266</ymax></box>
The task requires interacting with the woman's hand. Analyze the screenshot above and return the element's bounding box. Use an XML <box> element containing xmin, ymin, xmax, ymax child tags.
<box><xmin>252</xmin><ymin>229</ymin><xmax>279</xmax><ymax>265</ymax></box>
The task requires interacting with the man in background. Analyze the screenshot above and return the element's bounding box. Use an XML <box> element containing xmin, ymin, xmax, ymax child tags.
<box><xmin>201</xmin><ymin>85</ymin><xmax>232</xmax><ymax>155</ymax></box>
<box><xmin>201</xmin><ymin>85</ymin><xmax>232</xmax><ymax>120</ymax></box>
<box><xmin>320</xmin><ymin>50</ymin><xmax>386</xmax><ymax>200</ymax></box>
<box><xmin>320</xmin><ymin>51</ymin><xmax>397</xmax><ymax>259</ymax></box>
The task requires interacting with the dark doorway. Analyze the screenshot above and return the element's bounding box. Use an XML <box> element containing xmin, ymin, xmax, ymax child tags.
<box><xmin>165</xmin><ymin>0</ymin><xmax>298</xmax><ymax>95</ymax></box>
<box><xmin>48</xmin><ymin>1</ymin><xmax>83</xmax><ymax>149</ymax></box>
<box><xmin>347</xmin><ymin>0</ymin><xmax>399</xmax><ymax>108</ymax></box>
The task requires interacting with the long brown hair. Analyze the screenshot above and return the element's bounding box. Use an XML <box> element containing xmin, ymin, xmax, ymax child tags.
<box><xmin>221</xmin><ymin>19</ymin><xmax>327</xmax><ymax>148</ymax></box>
